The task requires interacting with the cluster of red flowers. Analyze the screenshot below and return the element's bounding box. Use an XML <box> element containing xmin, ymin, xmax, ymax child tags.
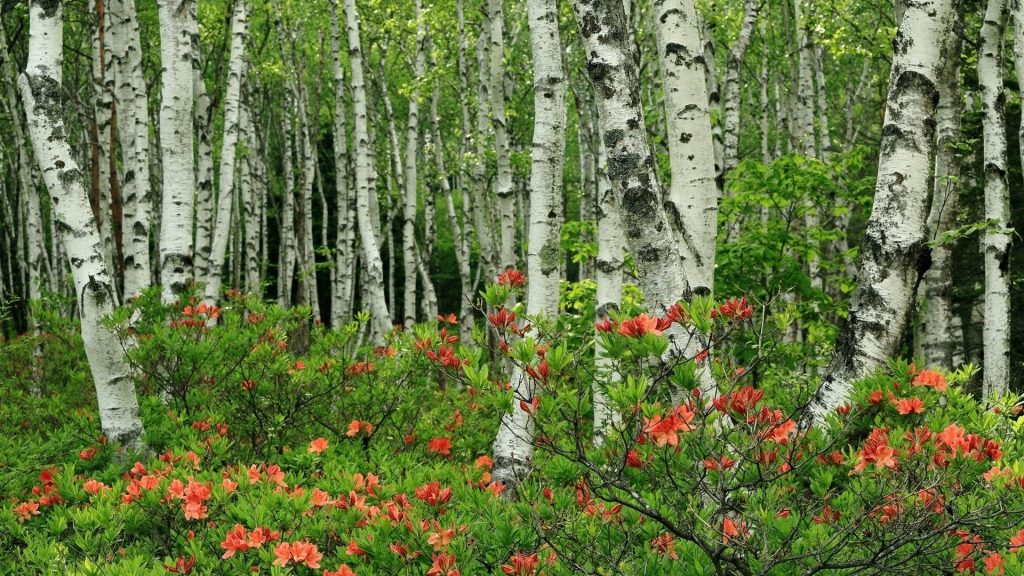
<box><xmin>272</xmin><ymin>540</ymin><xmax>323</xmax><ymax>568</ymax></box>
<box><xmin>171</xmin><ymin>302</ymin><xmax>221</xmax><ymax>328</ymax></box>
<box><xmin>497</xmin><ymin>268</ymin><xmax>526</xmax><ymax>288</ymax></box>
<box><xmin>618</xmin><ymin>313</ymin><xmax>672</xmax><ymax>337</ymax></box>
<box><xmin>641</xmin><ymin>404</ymin><xmax>697</xmax><ymax>447</ymax></box>
<box><xmin>219</xmin><ymin>524</ymin><xmax>281</xmax><ymax>559</ymax></box>
<box><xmin>711</xmin><ymin>296</ymin><xmax>753</xmax><ymax>322</ymax></box>
<box><xmin>346</xmin><ymin>361</ymin><xmax>375</xmax><ymax>376</ymax></box>
<box><xmin>346</xmin><ymin>420</ymin><xmax>375</xmax><ymax>438</ymax></box>
<box><xmin>166</xmin><ymin>477</ymin><xmax>213</xmax><ymax>520</ymax></box>
<box><xmin>488</xmin><ymin>308</ymin><xmax>525</xmax><ymax>336</ymax></box>
<box><xmin>500</xmin><ymin>552</ymin><xmax>540</xmax><ymax>576</ymax></box>
<box><xmin>418</xmin><ymin>328</ymin><xmax>466</xmax><ymax>370</ymax></box>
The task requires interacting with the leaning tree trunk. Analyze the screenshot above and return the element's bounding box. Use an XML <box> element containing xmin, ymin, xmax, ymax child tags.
<box><xmin>20</xmin><ymin>0</ymin><xmax>145</xmax><ymax>449</ymax></box>
<box><xmin>980</xmin><ymin>0</ymin><xmax>1010</xmax><ymax>398</ymax></box>
<box><xmin>652</xmin><ymin>0</ymin><xmax>719</xmax><ymax>293</ymax></box>
<box><xmin>492</xmin><ymin>0</ymin><xmax>566</xmax><ymax>488</ymax></box>
<box><xmin>204</xmin><ymin>0</ymin><xmax>248</xmax><ymax>305</ymax></box>
<box><xmin>344</xmin><ymin>0</ymin><xmax>392</xmax><ymax>343</ymax></box>
<box><xmin>157</xmin><ymin>0</ymin><xmax>195</xmax><ymax>303</ymax></box>
<box><xmin>810</xmin><ymin>0</ymin><xmax>958</xmax><ymax>419</ymax></box>
<box><xmin>571</xmin><ymin>0</ymin><xmax>691</xmax><ymax>315</ymax></box>
<box><xmin>917</xmin><ymin>18</ymin><xmax>963</xmax><ymax>368</ymax></box>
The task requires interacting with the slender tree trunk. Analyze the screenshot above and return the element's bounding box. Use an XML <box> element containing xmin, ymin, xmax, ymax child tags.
<box><xmin>917</xmin><ymin>19</ymin><xmax>963</xmax><ymax>368</ymax></box>
<box><xmin>980</xmin><ymin>0</ymin><xmax>1010</xmax><ymax>397</ymax></box>
<box><xmin>489</xmin><ymin>0</ymin><xmax>517</xmax><ymax>271</ymax></box>
<box><xmin>652</xmin><ymin>0</ymin><xmax>719</xmax><ymax>293</ymax></box>
<box><xmin>722</xmin><ymin>0</ymin><xmax>759</xmax><ymax>174</ymax></box>
<box><xmin>157</xmin><ymin>0</ymin><xmax>195</xmax><ymax>304</ymax></box>
<box><xmin>92</xmin><ymin>0</ymin><xmax>119</xmax><ymax>291</ymax></box>
<box><xmin>204</xmin><ymin>0</ymin><xmax>248</xmax><ymax>305</ymax></box>
<box><xmin>403</xmin><ymin>0</ymin><xmax>427</xmax><ymax>327</ymax></box>
<box><xmin>330</xmin><ymin>0</ymin><xmax>356</xmax><ymax>327</ymax></box>
<box><xmin>278</xmin><ymin>99</ymin><xmax>297</xmax><ymax>307</ymax></box>
<box><xmin>699</xmin><ymin>16</ymin><xmax>724</xmax><ymax>188</ymax></box>
<box><xmin>241</xmin><ymin>92</ymin><xmax>260</xmax><ymax>294</ymax></box>
<box><xmin>473</xmin><ymin>14</ymin><xmax>498</xmax><ymax>280</ymax></box>
<box><xmin>193</xmin><ymin>54</ymin><xmax>215</xmax><ymax>282</ymax></box>
<box><xmin>344</xmin><ymin>0</ymin><xmax>392</xmax><ymax>342</ymax></box>
<box><xmin>112</xmin><ymin>0</ymin><xmax>151</xmax><ymax>299</ymax></box>
<box><xmin>492</xmin><ymin>0</ymin><xmax>566</xmax><ymax>487</ymax></box>
<box><xmin>20</xmin><ymin>0</ymin><xmax>145</xmax><ymax>449</ymax></box>
<box><xmin>811</xmin><ymin>0</ymin><xmax>958</xmax><ymax>418</ymax></box>
<box><xmin>593</xmin><ymin>135</ymin><xmax>626</xmax><ymax>445</ymax></box>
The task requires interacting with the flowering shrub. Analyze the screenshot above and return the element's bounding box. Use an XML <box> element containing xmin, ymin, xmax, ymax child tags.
<box><xmin>2</xmin><ymin>281</ymin><xmax>1024</xmax><ymax>575</ymax></box>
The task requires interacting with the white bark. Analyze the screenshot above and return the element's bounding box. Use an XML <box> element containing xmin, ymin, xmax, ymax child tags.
<box><xmin>204</xmin><ymin>0</ymin><xmax>248</xmax><ymax>305</ymax></box>
<box><xmin>572</xmin><ymin>0</ymin><xmax>692</xmax><ymax>316</ymax></box>
<box><xmin>489</xmin><ymin>0</ymin><xmax>517</xmax><ymax>271</ymax></box>
<box><xmin>92</xmin><ymin>0</ymin><xmax>118</xmax><ymax>288</ymax></box>
<box><xmin>330</xmin><ymin>0</ymin><xmax>356</xmax><ymax>327</ymax></box>
<box><xmin>722</xmin><ymin>0</ymin><xmax>759</xmax><ymax>174</ymax></box>
<box><xmin>403</xmin><ymin>0</ymin><xmax>426</xmax><ymax>328</ymax></box>
<box><xmin>981</xmin><ymin>0</ymin><xmax>1010</xmax><ymax>397</ymax></box>
<box><xmin>157</xmin><ymin>0</ymin><xmax>195</xmax><ymax>303</ymax></box>
<box><xmin>192</xmin><ymin>58</ymin><xmax>215</xmax><ymax>281</ymax></box>
<box><xmin>652</xmin><ymin>0</ymin><xmax>719</xmax><ymax>293</ymax></box>
<box><xmin>344</xmin><ymin>0</ymin><xmax>392</xmax><ymax>342</ymax></box>
<box><xmin>593</xmin><ymin>136</ymin><xmax>625</xmax><ymax>444</ymax></box>
<box><xmin>112</xmin><ymin>0</ymin><xmax>151</xmax><ymax>299</ymax></box>
<box><xmin>917</xmin><ymin>19</ymin><xmax>963</xmax><ymax>368</ymax></box>
<box><xmin>278</xmin><ymin>96</ymin><xmax>297</xmax><ymax>307</ymax></box>
<box><xmin>492</xmin><ymin>0</ymin><xmax>566</xmax><ymax>487</ymax></box>
<box><xmin>812</xmin><ymin>0</ymin><xmax>957</xmax><ymax>418</ymax></box>
<box><xmin>241</xmin><ymin>93</ymin><xmax>260</xmax><ymax>294</ymax></box>
<box><xmin>794</xmin><ymin>0</ymin><xmax>816</xmax><ymax>157</ymax></box>
<box><xmin>20</xmin><ymin>0</ymin><xmax>144</xmax><ymax>449</ymax></box>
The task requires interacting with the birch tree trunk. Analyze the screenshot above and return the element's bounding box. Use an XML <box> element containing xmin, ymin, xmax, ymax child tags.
<box><xmin>489</xmin><ymin>0</ymin><xmax>517</xmax><ymax>271</ymax></box>
<box><xmin>192</xmin><ymin>56</ymin><xmax>215</xmax><ymax>281</ymax></box>
<box><xmin>593</xmin><ymin>136</ymin><xmax>625</xmax><ymax>444</ymax></box>
<box><xmin>204</xmin><ymin>0</ymin><xmax>248</xmax><ymax>305</ymax></box>
<box><xmin>92</xmin><ymin>0</ymin><xmax>119</xmax><ymax>287</ymax></box>
<box><xmin>811</xmin><ymin>0</ymin><xmax>958</xmax><ymax>419</ymax></box>
<box><xmin>278</xmin><ymin>99</ymin><xmax>297</xmax><ymax>307</ymax></box>
<box><xmin>917</xmin><ymin>18</ymin><xmax>963</xmax><ymax>368</ymax></box>
<box><xmin>345</xmin><ymin>0</ymin><xmax>392</xmax><ymax>342</ymax></box>
<box><xmin>330</xmin><ymin>0</ymin><xmax>356</xmax><ymax>327</ymax></box>
<box><xmin>112</xmin><ymin>0</ymin><xmax>151</xmax><ymax>299</ymax></box>
<box><xmin>722</xmin><ymin>0</ymin><xmax>759</xmax><ymax>174</ymax></box>
<box><xmin>571</xmin><ymin>0</ymin><xmax>690</xmax><ymax>316</ymax></box>
<box><xmin>652</xmin><ymin>0</ymin><xmax>719</xmax><ymax>293</ymax></box>
<box><xmin>20</xmin><ymin>0</ymin><xmax>144</xmax><ymax>449</ymax></box>
<box><xmin>492</xmin><ymin>0</ymin><xmax>566</xmax><ymax>487</ymax></box>
<box><xmin>980</xmin><ymin>0</ymin><xmax>1010</xmax><ymax>397</ymax></box>
<box><xmin>403</xmin><ymin>0</ymin><xmax>426</xmax><ymax>328</ymax></box>
<box><xmin>157</xmin><ymin>0</ymin><xmax>195</xmax><ymax>303</ymax></box>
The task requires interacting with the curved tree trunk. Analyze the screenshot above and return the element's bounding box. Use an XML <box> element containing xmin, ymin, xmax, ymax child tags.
<box><xmin>157</xmin><ymin>0</ymin><xmax>195</xmax><ymax>303</ymax></box>
<box><xmin>492</xmin><ymin>0</ymin><xmax>566</xmax><ymax>488</ymax></box>
<box><xmin>980</xmin><ymin>0</ymin><xmax>1010</xmax><ymax>398</ymax></box>
<box><xmin>811</xmin><ymin>0</ymin><xmax>958</xmax><ymax>419</ymax></box>
<box><xmin>20</xmin><ymin>0</ymin><xmax>144</xmax><ymax>450</ymax></box>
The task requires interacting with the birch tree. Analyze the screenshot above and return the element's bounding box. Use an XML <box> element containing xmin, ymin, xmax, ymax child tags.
<box><xmin>918</xmin><ymin>18</ymin><xmax>963</xmax><ymax>368</ymax></box>
<box><xmin>204</xmin><ymin>0</ymin><xmax>248</xmax><ymax>305</ymax></box>
<box><xmin>488</xmin><ymin>0</ymin><xmax>517</xmax><ymax>272</ymax></box>
<box><xmin>651</xmin><ymin>0</ymin><xmax>719</xmax><ymax>293</ymax></box>
<box><xmin>722</xmin><ymin>0</ymin><xmax>759</xmax><ymax>174</ymax></box>
<box><xmin>492</xmin><ymin>0</ymin><xmax>566</xmax><ymax>487</ymax></box>
<box><xmin>811</xmin><ymin>0</ymin><xmax>959</xmax><ymax>419</ymax></box>
<box><xmin>979</xmin><ymin>0</ymin><xmax>1010</xmax><ymax>398</ymax></box>
<box><xmin>111</xmin><ymin>0</ymin><xmax>151</xmax><ymax>299</ymax></box>
<box><xmin>403</xmin><ymin>0</ymin><xmax>427</xmax><ymax>328</ymax></box>
<box><xmin>344</xmin><ymin>0</ymin><xmax>393</xmax><ymax>342</ymax></box>
<box><xmin>20</xmin><ymin>0</ymin><xmax>145</xmax><ymax>449</ymax></box>
<box><xmin>157</xmin><ymin>0</ymin><xmax>195</xmax><ymax>303</ymax></box>
<box><xmin>330</xmin><ymin>0</ymin><xmax>356</xmax><ymax>327</ymax></box>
